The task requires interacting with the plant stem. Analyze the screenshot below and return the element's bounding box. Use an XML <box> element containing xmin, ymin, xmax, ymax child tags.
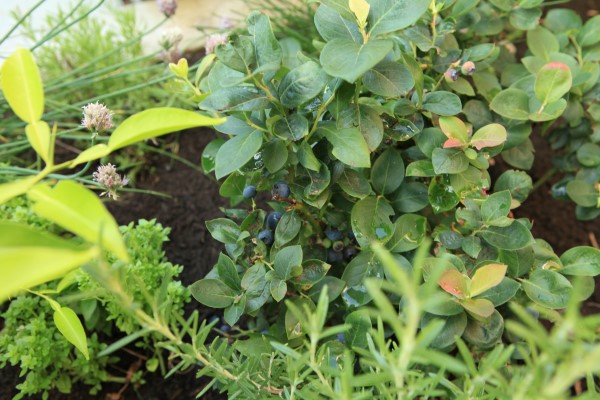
<box><xmin>532</xmin><ymin>167</ymin><xmax>557</xmax><ymax>192</ymax></box>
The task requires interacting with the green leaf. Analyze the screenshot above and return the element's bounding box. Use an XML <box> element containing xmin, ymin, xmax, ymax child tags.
<box><xmin>577</xmin><ymin>15</ymin><xmax>600</xmax><ymax>47</ymax></box>
<box><xmin>423</xmin><ymin>91</ymin><xmax>462</xmax><ymax>116</ymax></box>
<box><xmin>439</xmin><ymin>116</ymin><xmax>469</xmax><ymax>146</ymax></box>
<box><xmin>438</xmin><ymin>269</ymin><xmax>469</xmax><ymax>299</ymax></box>
<box><xmin>278</xmin><ymin>61</ymin><xmax>329</xmax><ymax>108</ymax></box>
<box><xmin>522</xmin><ymin>269</ymin><xmax>572</xmax><ymax>309</ymax></box>
<box><xmin>351</xmin><ymin>196</ymin><xmax>395</xmax><ymax>247</ymax></box>
<box><xmin>428</xmin><ymin>178</ymin><xmax>459</xmax><ymax>213</ymax></box>
<box><xmin>270</xmin><ymin>279</ymin><xmax>287</xmax><ymax>302</ymax></box>
<box><xmin>217</xmin><ymin>253</ymin><xmax>242</xmax><ymax>291</ymax></box>
<box><xmin>462</xmin><ymin>310</ymin><xmax>504</xmax><ymax>349</ymax></box>
<box><xmin>534</xmin><ymin>62</ymin><xmax>572</xmax><ymax>104</ymax></box>
<box><xmin>566</xmin><ymin>180</ymin><xmax>598</xmax><ymax>207</ymax></box>
<box><xmin>527</xmin><ymin>27</ymin><xmax>559</xmax><ymax>60</ymax></box>
<box><xmin>387</xmin><ymin>214</ymin><xmax>427</xmax><ymax>253</ymax></box>
<box><xmin>262</xmin><ymin>139</ymin><xmax>288</xmax><ymax>172</ymax></box>
<box><xmin>0</xmin><ymin>175</ymin><xmax>41</xmax><ymax>205</ymax></box>
<box><xmin>200</xmin><ymin>87</ymin><xmax>271</xmax><ymax>112</ymax></box>
<box><xmin>420</xmin><ymin>312</ymin><xmax>467</xmax><ymax>349</ymax></box>
<box><xmin>214</xmin><ymin>36</ymin><xmax>255</xmax><ymax>73</ymax></box>
<box><xmin>294</xmin><ymin>260</ymin><xmax>331</xmax><ymax>289</ymax></box>
<box><xmin>275</xmin><ymin>212</ymin><xmax>302</xmax><ymax>246</ymax></box>
<box><xmin>363</xmin><ymin>61</ymin><xmax>414</xmax><ymax>97</ymax></box>
<box><xmin>338</xmin><ymin>168</ymin><xmax>371</xmax><ymax>199</ymax></box>
<box><xmin>53</xmin><ymin>306</ymin><xmax>89</xmax><ymax>359</ymax></box>
<box><xmin>1</xmin><ymin>47</ymin><xmax>44</xmax><ymax>123</ymax></box>
<box><xmin>247</xmin><ymin>11</ymin><xmax>282</xmax><ymax>79</ymax></box>
<box><xmin>368</xmin><ymin>0</ymin><xmax>430</xmax><ymax>35</ymax></box>
<box><xmin>345</xmin><ymin>309</ymin><xmax>371</xmax><ymax>349</ymax></box>
<box><xmin>576</xmin><ymin>143</ymin><xmax>600</xmax><ymax>167</ymax></box>
<box><xmin>392</xmin><ymin>181</ymin><xmax>428</xmax><ymax>213</ymax></box>
<box><xmin>320</xmin><ymin>38</ymin><xmax>393</xmax><ymax>83</ymax></box>
<box><xmin>560</xmin><ymin>246</ymin><xmax>600</xmax><ymax>276</ymax></box>
<box><xmin>432</xmin><ymin>148</ymin><xmax>469</xmax><ymax>174</ymax></box>
<box><xmin>341</xmin><ymin>250</ymin><xmax>381</xmax><ymax>287</ymax></box>
<box><xmin>189</xmin><ymin>279</ymin><xmax>236</xmax><ymax>308</ymax></box>
<box><xmin>28</xmin><ymin>181</ymin><xmax>128</xmax><ymax>261</ymax></box>
<box><xmin>406</xmin><ymin>160</ymin><xmax>435</xmax><ymax>177</ymax></box>
<box><xmin>108</xmin><ymin>108</ymin><xmax>223</xmax><ymax>152</ymax></box>
<box><xmin>493</xmin><ymin>170</ymin><xmax>532</xmax><ymax>203</ymax></box>
<box><xmin>319</xmin><ymin>124</ymin><xmax>371</xmax><ymax>168</ymax></box>
<box><xmin>297</xmin><ymin>141</ymin><xmax>321</xmax><ymax>172</ymax></box>
<box><xmin>219</xmin><ymin>173</ymin><xmax>245</xmax><ymax>198</ymax></box>
<box><xmin>0</xmin><ymin>222</ymin><xmax>96</xmax><ymax>302</ymax></box>
<box><xmin>25</xmin><ymin>120</ymin><xmax>51</xmax><ymax>164</ymax></box>
<box><xmin>460</xmin><ymin>298</ymin><xmax>495</xmax><ymax>318</ymax></box>
<box><xmin>274</xmin><ymin>245</ymin><xmax>303</xmax><ymax>280</ymax></box>
<box><xmin>314</xmin><ymin>4</ymin><xmax>362</xmax><ymax>42</ymax></box>
<box><xmin>490</xmin><ymin>88</ymin><xmax>530</xmax><ymax>120</ymax></box>
<box><xmin>371</xmin><ymin>148</ymin><xmax>404</xmax><ymax>194</ymax></box>
<box><xmin>206</xmin><ymin>218</ymin><xmax>241</xmax><ymax>244</ymax></box>
<box><xmin>481</xmin><ymin>191</ymin><xmax>512</xmax><ymax>222</ymax></box>
<box><xmin>70</xmin><ymin>144</ymin><xmax>111</xmax><ymax>168</ymax></box>
<box><xmin>480</xmin><ymin>221</ymin><xmax>534</xmax><ymax>250</ymax></box>
<box><xmin>475</xmin><ymin>277</ymin><xmax>520</xmax><ymax>306</ymax></box>
<box><xmin>470</xmin><ymin>264</ymin><xmax>507</xmax><ymax>297</ymax></box>
<box><xmin>215</xmin><ymin>131</ymin><xmax>263</xmax><ymax>179</ymax></box>
<box><xmin>470</xmin><ymin>124</ymin><xmax>507</xmax><ymax>150</ymax></box>
<box><xmin>273</xmin><ymin>114</ymin><xmax>309</xmax><ymax>141</ymax></box>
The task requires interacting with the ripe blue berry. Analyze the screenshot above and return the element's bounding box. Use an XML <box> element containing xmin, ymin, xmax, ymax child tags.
<box><xmin>266</xmin><ymin>212</ymin><xmax>282</xmax><ymax>230</ymax></box>
<box><xmin>243</xmin><ymin>185</ymin><xmax>257</xmax><ymax>199</ymax></box>
<box><xmin>344</xmin><ymin>246</ymin><xmax>357</xmax><ymax>260</ymax></box>
<box><xmin>327</xmin><ymin>249</ymin><xmax>343</xmax><ymax>264</ymax></box>
<box><xmin>324</xmin><ymin>226</ymin><xmax>343</xmax><ymax>241</ymax></box>
<box><xmin>257</xmin><ymin>229</ymin><xmax>274</xmax><ymax>245</ymax></box>
<box><xmin>272</xmin><ymin>181</ymin><xmax>291</xmax><ymax>198</ymax></box>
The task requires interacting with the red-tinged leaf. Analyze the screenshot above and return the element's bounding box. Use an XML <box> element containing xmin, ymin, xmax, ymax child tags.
<box><xmin>439</xmin><ymin>116</ymin><xmax>469</xmax><ymax>144</ymax></box>
<box><xmin>438</xmin><ymin>269</ymin><xmax>469</xmax><ymax>299</ymax></box>
<box><xmin>461</xmin><ymin>298</ymin><xmax>495</xmax><ymax>318</ymax></box>
<box><xmin>470</xmin><ymin>263</ymin><xmax>508</xmax><ymax>297</ymax></box>
<box><xmin>470</xmin><ymin>124</ymin><xmax>507</xmax><ymax>150</ymax></box>
<box><xmin>443</xmin><ymin>138</ymin><xmax>466</xmax><ymax>148</ymax></box>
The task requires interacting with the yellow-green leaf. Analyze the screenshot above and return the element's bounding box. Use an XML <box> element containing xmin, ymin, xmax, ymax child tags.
<box><xmin>0</xmin><ymin>175</ymin><xmax>41</xmax><ymax>205</ymax></box>
<box><xmin>53</xmin><ymin>306</ymin><xmax>89</xmax><ymax>359</ymax></box>
<box><xmin>28</xmin><ymin>181</ymin><xmax>129</xmax><ymax>261</ymax></box>
<box><xmin>439</xmin><ymin>116</ymin><xmax>469</xmax><ymax>147</ymax></box>
<box><xmin>438</xmin><ymin>269</ymin><xmax>469</xmax><ymax>299</ymax></box>
<box><xmin>470</xmin><ymin>263</ymin><xmax>507</xmax><ymax>297</ymax></box>
<box><xmin>69</xmin><ymin>144</ymin><xmax>110</xmax><ymax>168</ymax></box>
<box><xmin>25</xmin><ymin>120</ymin><xmax>51</xmax><ymax>163</ymax></box>
<box><xmin>349</xmin><ymin>0</ymin><xmax>370</xmax><ymax>26</ymax></box>
<box><xmin>461</xmin><ymin>298</ymin><xmax>495</xmax><ymax>318</ymax></box>
<box><xmin>169</xmin><ymin>58</ymin><xmax>189</xmax><ymax>78</ymax></box>
<box><xmin>0</xmin><ymin>47</ymin><xmax>44</xmax><ymax>123</ymax></box>
<box><xmin>108</xmin><ymin>108</ymin><xmax>225</xmax><ymax>152</ymax></box>
<box><xmin>0</xmin><ymin>222</ymin><xmax>96</xmax><ymax>302</ymax></box>
<box><xmin>470</xmin><ymin>123</ymin><xmax>507</xmax><ymax>150</ymax></box>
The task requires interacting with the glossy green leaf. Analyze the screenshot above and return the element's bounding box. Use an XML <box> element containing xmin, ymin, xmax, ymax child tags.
<box><xmin>363</xmin><ymin>61</ymin><xmax>414</xmax><ymax>97</ymax></box>
<box><xmin>189</xmin><ymin>279</ymin><xmax>236</xmax><ymax>308</ymax></box>
<box><xmin>387</xmin><ymin>214</ymin><xmax>427</xmax><ymax>253</ymax></box>
<box><xmin>206</xmin><ymin>218</ymin><xmax>241</xmax><ymax>244</ymax></box>
<box><xmin>200</xmin><ymin>87</ymin><xmax>271</xmax><ymax>112</ymax></box>
<box><xmin>345</xmin><ymin>309</ymin><xmax>371</xmax><ymax>349</ymax></box>
<box><xmin>214</xmin><ymin>36</ymin><xmax>255</xmax><ymax>73</ymax></box>
<box><xmin>423</xmin><ymin>91</ymin><xmax>462</xmax><ymax>116</ymax></box>
<box><xmin>320</xmin><ymin>124</ymin><xmax>371</xmax><ymax>168</ymax></box>
<box><xmin>462</xmin><ymin>310</ymin><xmax>503</xmax><ymax>349</ymax></box>
<box><xmin>262</xmin><ymin>139</ymin><xmax>288</xmax><ymax>172</ymax></box>
<box><xmin>368</xmin><ymin>0</ymin><xmax>430</xmax><ymax>35</ymax></box>
<box><xmin>217</xmin><ymin>253</ymin><xmax>242</xmax><ymax>291</ymax></box>
<box><xmin>522</xmin><ymin>269</ymin><xmax>572</xmax><ymax>309</ymax></box>
<box><xmin>481</xmin><ymin>191</ymin><xmax>511</xmax><ymax>222</ymax></box>
<box><xmin>351</xmin><ymin>196</ymin><xmax>395</xmax><ymax>247</ymax></box>
<box><xmin>274</xmin><ymin>245</ymin><xmax>303</xmax><ymax>280</ymax></box>
<box><xmin>420</xmin><ymin>312</ymin><xmax>467</xmax><ymax>349</ymax></box>
<box><xmin>270</xmin><ymin>279</ymin><xmax>287</xmax><ymax>302</ymax></box>
<box><xmin>470</xmin><ymin>264</ymin><xmax>507</xmax><ymax>297</ymax></box>
<box><xmin>479</xmin><ymin>221</ymin><xmax>534</xmax><ymax>250</ymax></box>
<box><xmin>428</xmin><ymin>179</ymin><xmax>459</xmax><ymax>213</ymax></box>
<box><xmin>108</xmin><ymin>108</ymin><xmax>223</xmax><ymax>152</ymax></box>
<box><xmin>432</xmin><ymin>148</ymin><xmax>469</xmax><ymax>175</ymax></box>
<box><xmin>278</xmin><ymin>61</ymin><xmax>329</xmax><ymax>108</ymax></box>
<box><xmin>53</xmin><ymin>306</ymin><xmax>89</xmax><ymax>359</ymax></box>
<box><xmin>297</xmin><ymin>141</ymin><xmax>321</xmax><ymax>172</ymax></box>
<box><xmin>566</xmin><ymin>180</ymin><xmax>598</xmax><ymax>207</ymax></box>
<box><xmin>371</xmin><ymin>148</ymin><xmax>404</xmax><ymax>194</ymax></box>
<box><xmin>534</xmin><ymin>62</ymin><xmax>572</xmax><ymax>104</ymax></box>
<box><xmin>493</xmin><ymin>170</ymin><xmax>532</xmax><ymax>203</ymax></box>
<box><xmin>247</xmin><ymin>11</ymin><xmax>282</xmax><ymax>80</ymax></box>
<box><xmin>320</xmin><ymin>38</ymin><xmax>393</xmax><ymax>83</ymax></box>
<box><xmin>314</xmin><ymin>4</ymin><xmax>362</xmax><ymax>42</ymax></box>
<box><xmin>0</xmin><ymin>222</ymin><xmax>96</xmax><ymax>302</ymax></box>
<box><xmin>1</xmin><ymin>47</ymin><xmax>44</xmax><ymax>123</ymax></box>
<box><xmin>25</xmin><ymin>120</ymin><xmax>51</xmax><ymax>164</ymax></box>
<box><xmin>215</xmin><ymin>131</ymin><xmax>263</xmax><ymax>179</ymax></box>
<box><xmin>392</xmin><ymin>181</ymin><xmax>428</xmax><ymax>213</ymax></box>
<box><xmin>475</xmin><ymin>277</ymin><xmax>520</xmax><ymax>306</ymax></box>
<box><xmin>490</xmin><ymin>88</ymin><xmax>530</xmax><ymax>120</ymax></box>
<box><xmin>576</xmin><ymin>143</ymin><xmax>600</xmax><ymax>167</ymax></box>
<box><xmin>527</xmin><ymin>26</ymin><xmax>559</xmax><ymax>60</ymax></box>
<box><xmin>294</xmin><ymin>260</ymin><xmax>331</xmax><ymax>289</ymax></box>
<box><xmin>577</xmin><ymin>15</ymin><xmax>600</xmax><ymax>47</ymax></box>
<box><xmin>273</xmin><ymin>114</ymin><xmax>309</xmax><ymax>141</ymax></box>
<box><xmin>470</xmin><ymin>124</ymin><xmax>507</xmax><ymax>150</ymax></box>
<box><xmin>224</xmin><ymin>294</ymin><xmax>246</xmax><ymax>326</ymax></box>
<box><xmin>275</xmin><ymin>212</ymin><xmax>302</xmax><ymax>246</ymax></box>
<box><xmin>560</xmin><ymin>246</ymin><xmax>600</xmax><ymax>276</ymax></box>
<box><xmin>28</xmin><ymin>181</ymin><xmax>128</xmax><ymax>261</ymax></box>
<box><xmin>338</xmin><ymin>168</ymin><xmax>371</xmax><ymax>199</ymax></box>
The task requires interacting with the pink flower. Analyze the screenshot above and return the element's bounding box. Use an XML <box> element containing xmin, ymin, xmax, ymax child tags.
<box><xmin>81</xmin><ymin>102</ymin><xmax>114</xmax><ymax>134</ymax></box>
<box><xmin>205</xmin><ymin>33</ymin><xmax>229</xmax><ymax>55</ymax></box>
<box><xmin>93</xmin><ymin>163</ymin><xmax>129</xmax><ymax>200</ymax></box>
<box><xmin>157</xmin><ymin>0</ymin><xmax>177</xmax><ymax>17</ymax></box>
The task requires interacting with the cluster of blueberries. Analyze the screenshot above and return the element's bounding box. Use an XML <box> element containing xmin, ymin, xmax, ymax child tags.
<box><xmin>245</xmin><ymin>181</ymin><xmax>357</xmax><ymax>264</ymax></box>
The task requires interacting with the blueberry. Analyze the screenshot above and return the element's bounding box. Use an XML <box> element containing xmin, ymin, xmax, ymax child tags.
<box><xmin>272</xmin><ymin>181</ymin><xmax>291</xmax><ymax>198</ymax></box>
<box><xmin>332</xmin><ymin>240</ymin><xmax>345</xmax><ymax>253</ymax></box>
<box><xmin>257</xmin><ymin>229</ymin><xmax>274</xmax><ymax>245</ymax></box>
<box><xmin>266</xmin><ymin>212</ymin><xmax>282</xmax><ymax>230</ymax></box>
<box><xmin>243</xmin><ymin>185</ymin><xmax>257</xmax><ymax>199</ymax></box>
<box><xmin>324</xmin><ymin>226</ymin><xmax>343</xmax><ymax>241</ymax></box>
<box><xmin>328</xmin><ymin>249</ymin><xmax>343</xmax><ymax>264</ymax></box>
<box><xmin>336</xmin><ymin>333</ymin><xmax>346</xmax><ymax>343</ymax></box>
<box><xmin>219</xmin><ymin>324</ymin><xmax>231</xmax><ymax>333</ymax></box>
<box><xmin>444</xmin><ymin>68</ymin><xmax>459</xmax><ymax>82</ymax></box>
<box><xmin>208</xmin><ymin>315</ymin><xmax>220</xmax><ymax>325</ymax></box>
<box><xmin>344</xmin><ymin>246</ymin><xmax>357</xmax><ymax>260</ymax></box>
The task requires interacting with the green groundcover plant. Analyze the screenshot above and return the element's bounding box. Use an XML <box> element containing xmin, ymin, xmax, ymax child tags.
<box><xmin>2</xmin><ymin>0</ymin><xmax>600</xmax><ymax>399</ymax></box>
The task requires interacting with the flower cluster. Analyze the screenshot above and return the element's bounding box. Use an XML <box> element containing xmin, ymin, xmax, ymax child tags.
<box><xmin>205</xmin><ymin>33</ymin><xmax>229</xmax><ymax>55</ymax></box>
<box><xmin>92</xmin><ymin>163</ymin><xmax>129</xmax><ymax>200</ymax></box>
<box><xmin>157</xmin><ymin>0</ymin><xmax>177</xmax><ymax>17</ymax></box>
<box><xmin>81</xmin><ymin>102</ymin><xmax>113</xmax><ymax>135</ymax></box>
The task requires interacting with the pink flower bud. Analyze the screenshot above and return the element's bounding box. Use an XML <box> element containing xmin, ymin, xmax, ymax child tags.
<box><xmin>81</xmin><ymin>102</ymin><xmax>114</xmax><ymax>134</ymax></box>
<box><xmin>157</xmin><ymin>0</ymin><xmax>177</xmax><ymax>17</ymax></box>
<box><xmin>205</xmin><ymin>33</ymin><xmax>229</xmax><ymax>55</ymax></box>
<box><xmin>93</xmin><ymin>163</ymin><xmax>129</xmax><ymax>200</ymax></box>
